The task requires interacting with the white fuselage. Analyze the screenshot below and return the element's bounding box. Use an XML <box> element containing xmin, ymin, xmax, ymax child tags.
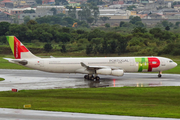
<box><xmin>19</xmin><ymin>57</ymin><xmax>177</xmax><ymax>75</ymax></box>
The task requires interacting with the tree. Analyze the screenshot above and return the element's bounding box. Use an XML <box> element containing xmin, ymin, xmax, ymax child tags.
<box><xmin>165</xmin><ymin>26</ymin><xmax>170</xmax><ymax>31</ymax></box>
<box><xmin>129</xmin><ymin>16</ymin><xmax>141</xmax><ymax>24</ymax></box>
<box><xmin>135</xmin><ymin>21</ymin><xmax>144</xmax><ymax>27</ymax></box>
<box><xmin>63</xmin><ymin>17</ymin><xmax>75</xmax><ymax>25</ymax></box>
<box><xmin>121</xmin><ymin>22</ymin><xmax>133</xmax><ymax>27</ymax></box>
<box><xmin>68</xmin><ymin>7</ymin><xmax>76</xmax><ymax>18</ymax></box>
<box><xmin>50</xmin><ymin>8</ymin><xmax>57</xmax><ymax>15</ymax></box>
<box><xmin>109</xmin><ymin>40</ymin><xmax>117</xmax><ymax>53</ymax></box>
<box><xmin>161</xmin><ymin>20</ymin><xmax>169</xmax><ymax>27</ymax></box>
<box><xmin>100</xmin><ymin>16</ymin><xmax>109</xmax><ymax>23</ymax></box>
<box><xmin>87</xmin><ymin>17</ymin><xmax>94</xmax><ymax>25</ymax></box>
<box><xmin>0</xmin><ymin>36</ymin><xmax>7</xmax><ymax>43</ymax></box>
<box><xmin>6</xmin><ymin>24</ymin><xmax>30</xmax><ymax>42</ymax></box>
<box><xmin>56</xmin><ymin>13</ymin><xmax>66</xmax><ymax>18</ymax></box>
<box><xmin>129</xmin><ymin>16</ymin><xmax>134</xmax><ymax>20</ymax></box>
<box><xmin>0</xmin><ymin>22</ymin><xmax>10</xmax><ymax>36</ymax></box>
<box><xmin>61</xmin><ymin>44</ymin><xmax>66</xmax><ymax>53</ymax></box>
<box><xmin>44</xmin><ymin>43</ymin><xmax>52</xmax><ymax>52</ymax></box>
<box><xmin>126</xmin><ymin>5</ymin><xmax>136</xmax><ymax>10</ymax></box>
<box><xmin>27</xmin><ymin>20</ymin><xmax>37</xmax><ymax>25</ymax></box>
<box><xmin>78</xmin><ymin>6</ymin><xmax>91</xmax><ymax>21</ymax></box>
<box><xmin>92</xmin><ymin>6</ymin><xmax>99</xmax><ymax>23</ymax></box>
<box><xmin>87</xmin><ymin>29</ymin><xmax>105</xmax><ymax>41</ymax></box>
<box><xmin>102</xmin><ymin>40</ymin><xmax>108</xmax><ymax>54</ymax></box>
<box><xmin>160</xmin><ymin>43</ymin><xmax>180</xmax><ymax>55</ymax></box>
<box><xmin>175</xmin><ymin>22</ymin><xmax>180</xmax><ymax>27</ymax></box>
<box><xmin>132</xmin><ymin>27</ymin><xmax>147</xmax><ymax>34</ymax></box>
<box><xmin>149</xmin><ymin>28</ymin><xmax>162</xmax><ymax>35</ymax></box>
<box><xmin>77</xmin><ymin>21</ymin><xmax>89</xmax><ymax>28</ymax></box>
<box><xmin>24</xmin><ymin>16</ymin><xmax>30</xmax><ymax>24</ymax></box>
<box><xmin>119</xmin><ymin>21</ymin><xmax>125</xmax><ymax>27</ymax></box>
<box><xmin>86</xmin><ymin>44</ymin><xmax>93</xmax><ymax>54</ymax></box>
<box><xmin>57</xmin><ymin>33</ymin><xmax>71</xmax><ymax>43</ymax></box>
<box><xmin>149</xmin><ymin>28</ymin><xmax>162</xmax><ymax>38</ymax></box>
<box><xmin>105</xmin><ymin>23</ymin><xmax>110</xmax><ymax>28</ymax></box>
<box><xmin>13</xmin><ymin>15</ymin><xmax>19</xmax><ymax>24</ymax></box>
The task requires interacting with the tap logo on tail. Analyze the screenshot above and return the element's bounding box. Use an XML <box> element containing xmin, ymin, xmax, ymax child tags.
<box><xmin>6</xmin><ymin>36</ymin><xmax>29</xmax><ymax>59</ymax></box>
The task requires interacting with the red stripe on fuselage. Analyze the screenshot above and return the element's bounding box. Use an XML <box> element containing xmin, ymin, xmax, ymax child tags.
<box><xmin>14</xmin><ymin>37</ymin><xmax>29</xmax><ymax>59</ymax></box>
<box><xmin>148</xmin><ymin>57</ymin><xmax>160</xmax><ymax>71</ymax></box>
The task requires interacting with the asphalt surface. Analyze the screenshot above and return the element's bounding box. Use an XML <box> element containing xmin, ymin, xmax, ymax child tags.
<box><xmin>0</xmin><ymin>69</ymin><xmax>180</xmax><ymax>120</ymax></box>
<box><xmin>0</xmin><ymin>108</ymin><xmax>179</xmax><ymax>120</ymax></box>
<box><xmin>0</xmin><ymin>69</ymin><xmax>180</xmax><ymax>91</ymax></box>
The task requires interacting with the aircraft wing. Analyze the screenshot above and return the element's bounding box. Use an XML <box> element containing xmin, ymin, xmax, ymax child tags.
<box><xmin>3</xmin><ymin>58</ymin><xmax>28</xmax><ymax>65</ymax></box>
<box><xmin>80</xmin><ymin>62</ymin><xmax>122</xmax><ymax>70</ymax></box>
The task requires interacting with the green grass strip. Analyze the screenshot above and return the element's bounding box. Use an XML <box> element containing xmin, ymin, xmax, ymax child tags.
<box><xmin>0</xmin><ymin>87</ymin><xmax>180</xmax><ymax>118</ymax></box>
<box><xmin>0</xmin><ymin>78</ymin><xmax>5</xmax><ymax>81</ymax></box>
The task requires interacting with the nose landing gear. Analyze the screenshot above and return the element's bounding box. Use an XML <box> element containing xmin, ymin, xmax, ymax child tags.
<box><xmin>158</xmin><ymin>71</ymin><xmax>162</xmax><ymax>78</ymax></box>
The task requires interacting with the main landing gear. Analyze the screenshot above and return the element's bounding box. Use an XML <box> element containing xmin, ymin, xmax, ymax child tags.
<box><xmin>158</xmin><ymin>71</ymin><xmax>162</xmax><ymax>78</ymax></box>
<box><xmin>84</xmin><ymin>74</ymin><xmax>100</xmax><ymax>81</ymax></box>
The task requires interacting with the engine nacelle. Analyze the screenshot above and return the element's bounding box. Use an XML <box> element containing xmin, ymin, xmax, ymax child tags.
<box><xmin>96</xmin><ymin>69</ymin><xmax>124</xmax><ymax>76</ymax></box>
<box><xmin>111</xmin><ymin>70</ymin><xmax>124</xmax><ymax>76</ymax></box>
<box><xmin>96</xmin><ymin>69</ymin><xmax>111</xmax><ymax>75</ymax></box>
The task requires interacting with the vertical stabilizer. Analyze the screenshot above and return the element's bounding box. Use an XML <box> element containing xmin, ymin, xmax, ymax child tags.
<box><xmin>6</xmin><ymin>36</ymin><xmax>39</xmax><ymax>59</ymax></box>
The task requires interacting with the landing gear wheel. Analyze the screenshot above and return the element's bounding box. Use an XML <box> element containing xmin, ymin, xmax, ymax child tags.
<box><xmin>158</xmin><ymin>74</ymin><xmax>162</xmax><ymax>78</ymax></box>
<box><xmin>89</xmin><ymin>76</ymin><xmax>94</xmax><ymax>81</ymax></box>
<box><xmin>95</xmin><ymin>76</ymin><xmax>100</xmax><ymax>81</ymax></box>
<box><xmin>158</xmin><ymin>71</ymin><xmax>162</xmax><ymax>78</ymax></box>
<box><xmin>84</xmin><ymin>75</ymin><xmax>88</xmax><ymax>79</ymax></box>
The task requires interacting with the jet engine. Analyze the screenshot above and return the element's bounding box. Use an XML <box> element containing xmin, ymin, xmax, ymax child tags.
<box><xmin>96</xmin><ymin>69</ymin><xmax>112</xmax><ymax>75</ymax></box>
<box><xmin>96</xmin><ymin>69</ymin><xmax>124</xmax><ymax>76</ymax></box>
<box><xmin>111</xmin><ymin>70</ymin><xmax>124</xmax><ymax>76</ymax></box>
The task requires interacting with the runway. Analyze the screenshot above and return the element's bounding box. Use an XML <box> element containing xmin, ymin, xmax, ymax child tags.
<box><xmin>0</xmin><ymin>108</ymin><xmax>179</xmax><ymax>120</ymax></box>
<box><xmin>0</xmin><ymin>69</ymin><xmax>180</xmax><ymax>91</ymax></box>
<box><xmin>0</xmin><ymin>69</ymin><xmax>180</xmax><ymax>120</ymax></box>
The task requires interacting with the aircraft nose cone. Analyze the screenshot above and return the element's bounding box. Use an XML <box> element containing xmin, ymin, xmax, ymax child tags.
<box><xmin>174</xmin><ymin>62</ymin><xmax>178</xmax><ymax>67</ymax></box>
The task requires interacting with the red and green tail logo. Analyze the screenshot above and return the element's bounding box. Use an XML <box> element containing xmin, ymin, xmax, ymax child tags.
<box><xmin>6</xmin><ymin>36</ymin><xmax>29</xmax><ymax>59</ymax></box>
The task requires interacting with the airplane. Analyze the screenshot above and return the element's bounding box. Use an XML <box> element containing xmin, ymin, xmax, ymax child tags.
<box><xmin>4</xmin><ymin>36</ymin><xmax>177</xmax><ymax>81</ymax></box>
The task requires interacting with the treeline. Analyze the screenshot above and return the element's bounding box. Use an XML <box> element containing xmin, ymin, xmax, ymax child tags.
<box><xmin>0</xmin><ymin>21</ymin><xmax>180</xmax><ymax>56</ymax></box>
<box><xmin>23</xmin><ymin>13</ymin><xmax>89</xmax><ymax>28</ymax></box>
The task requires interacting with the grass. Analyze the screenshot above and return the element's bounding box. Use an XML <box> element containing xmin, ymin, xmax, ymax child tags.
<box><xmin>0</xmin><ymin>78</ymin><xmax>5</xmax><ymax>81</ymax></box>
<box><xmin>0</xmin><ymin>87</ymin><xmax>180</xmax><ymax>118</ymax></box>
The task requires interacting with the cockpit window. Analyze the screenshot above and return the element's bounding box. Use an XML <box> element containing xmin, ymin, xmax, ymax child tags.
<box><xmin>169</xmin><ymin>60</ymin><xmax>173</xmax><ymax>63</ymax></box>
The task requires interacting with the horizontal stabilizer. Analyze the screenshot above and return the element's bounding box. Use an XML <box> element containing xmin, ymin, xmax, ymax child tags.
<box><xmin>3</xmin><ymin>58</ymin><xmax>28</xmax><ymax>65</ymax></box>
